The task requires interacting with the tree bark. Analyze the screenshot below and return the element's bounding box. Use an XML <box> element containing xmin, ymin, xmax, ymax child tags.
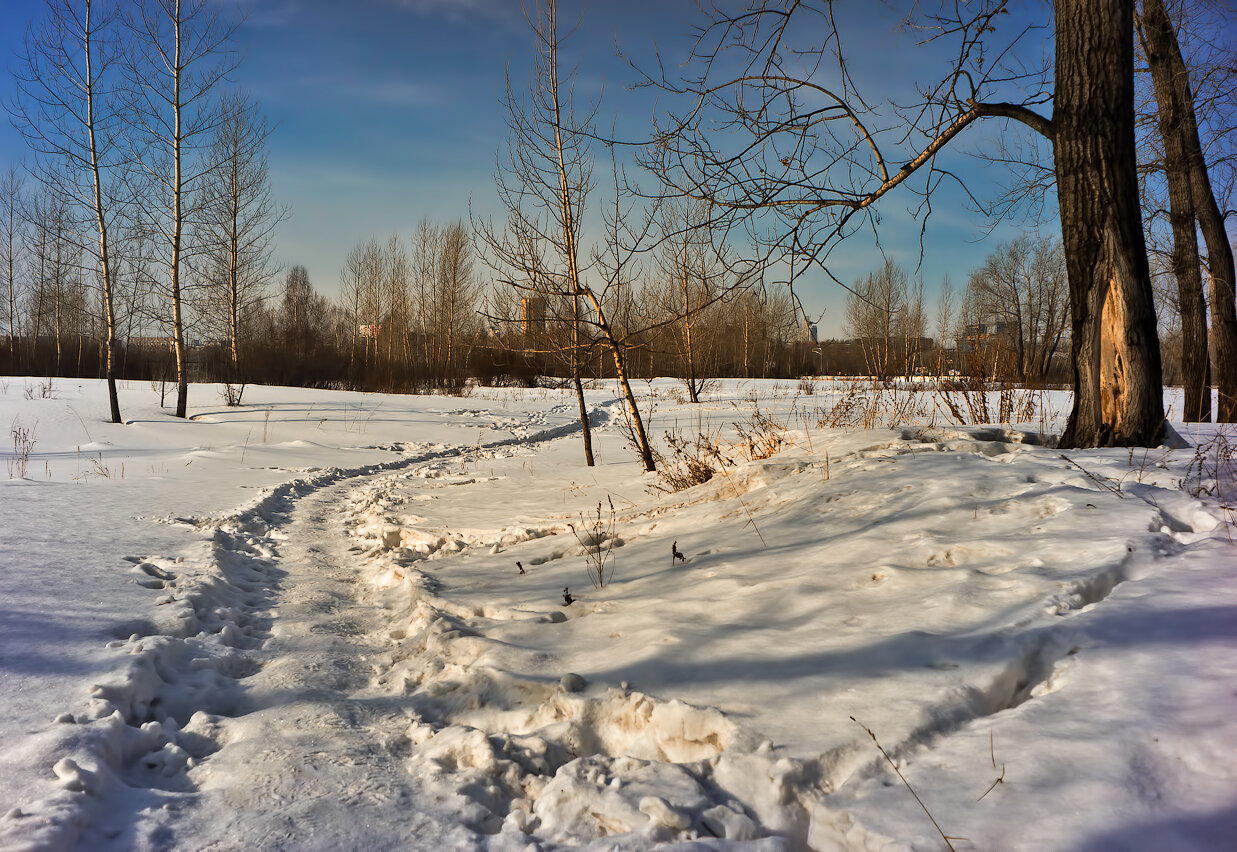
<box><xmin>1139</xmin><ymin>0</ymin><xmax>1237</xmax><ymax>422</ymax></box>
<box><xmin>1140</xmin><ymin>0</ymin><xmax>1210</xmax><ymax>422</ymax></box>
<box><xmin>1056</xmin><ymin>0</ymin><xmax>1164</xmax><ymax>448</ymax></box>
<box><xmin>172</xmin><ymin>0</ymin><xmax>189</xmax><ymax>419</ymax></box>
<box><xmin>581</xmin><ymin>288</ymin><xmax>656</xmax><ymax>471</ymax></box>
<box><xmin>570</xmin><ymin>291</ymin><xmax>595</xmax><ymax>466</ymax></box>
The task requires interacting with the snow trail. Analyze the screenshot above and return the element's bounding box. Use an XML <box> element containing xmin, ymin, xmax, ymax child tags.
<box><xmin>123</xmin><ymin>476</ymin><xmax>476</xmax><ymax>849</ymax></box>
<box><xmin>1</xmin><ymin>406</ymin><xmax>616</xmax><ymax>851</ymax></box>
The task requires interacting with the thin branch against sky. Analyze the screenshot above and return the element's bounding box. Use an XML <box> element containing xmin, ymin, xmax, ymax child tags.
<box><xmin>0</xmin><ymin>0</ymin><xmax>1139</xmax><ymax>336</ymax></box>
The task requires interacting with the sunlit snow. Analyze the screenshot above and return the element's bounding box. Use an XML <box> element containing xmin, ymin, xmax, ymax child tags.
<box><xmin>1</xmin><ymin>377</ymin><xmax>1234</xmax><ymax>850</ymax></box>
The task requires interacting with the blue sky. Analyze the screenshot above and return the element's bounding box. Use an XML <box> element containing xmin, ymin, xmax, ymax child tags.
<box><xmin>1</xmin><ymin>0</ymin><xmax>1053</xmax><ymax>337</ymax></box>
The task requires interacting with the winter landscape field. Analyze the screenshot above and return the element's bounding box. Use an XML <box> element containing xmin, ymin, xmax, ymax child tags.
<box><xmin>0</xmin><ymin>376</ymin><xmax>1234</xmax><ymax>851</ymax></box>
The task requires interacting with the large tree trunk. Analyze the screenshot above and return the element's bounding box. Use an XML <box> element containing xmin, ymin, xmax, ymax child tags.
<box><xmin>1194</xmin><ymin>164</ymin><xmax>1237</xmax><ymax>423</ymax></box>
<box><xmin>1140</xmin><ymin>0</ymin><xmax>1237</xmax><ymax>422</ymax></box>
<box><xmin>1056</xmin><ymin>0</ymin><xmax>1164</xmax><ymax>448</ymax></box>
<box><xmin>1140</xmin><ymin>0</ymin><xmax>1210</xmax><ymax>422</ymax></box>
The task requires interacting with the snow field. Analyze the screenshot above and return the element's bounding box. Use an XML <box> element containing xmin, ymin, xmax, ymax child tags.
<box><xmin>1</xmin><ymin>377</ymin><xmax>1234</xmax><ymax>850</ymax></box>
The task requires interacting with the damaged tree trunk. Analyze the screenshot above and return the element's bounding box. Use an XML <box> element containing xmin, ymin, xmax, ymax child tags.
<box><xmin>1056</xmin><ymin>0</ymin><xmax>1164</xmax><ymax>448</ymax></box>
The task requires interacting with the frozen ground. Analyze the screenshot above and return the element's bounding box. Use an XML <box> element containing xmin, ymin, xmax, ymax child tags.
<box><xmin>0</xmin><ymin>376</ymin><xmax>1233</xmax><ymax>851</ymax></box>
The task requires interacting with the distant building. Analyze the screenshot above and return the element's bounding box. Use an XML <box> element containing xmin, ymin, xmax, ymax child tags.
<box><xmin>127</xmin><ymin>336</ymin><xmax>176</xmax><ymax>350</ymax></box>
<box><xmin>359</xmin><ymin>324</ymin><xmax>382</xmax><ymax>339</ymax></box>
<box><xmin>520</xmin><ymin>297</ymin><xmax>547</xmax><ymax>335</ymax></box>
<box><xmin>957</xmin><ymin>320</ymin><xmax>1014</xmax><ymax>354</ymax></box>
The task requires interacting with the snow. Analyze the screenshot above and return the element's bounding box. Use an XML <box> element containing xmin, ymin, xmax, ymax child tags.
<box><xmin>0</xmin><ymin>376</ymin><xmax>1234</xmax><ymax>850</ymax></box>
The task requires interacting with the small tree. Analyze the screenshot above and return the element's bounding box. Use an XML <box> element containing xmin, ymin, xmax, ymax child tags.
<box><xmin>477</xmin><ymin>0</ymin><xmax>659</xmax><ymax>469</ymax></box>
<box><xmin>194</xmin><ymin>90</ymin><xmax>285</xmax><ymax>381</ymax></box>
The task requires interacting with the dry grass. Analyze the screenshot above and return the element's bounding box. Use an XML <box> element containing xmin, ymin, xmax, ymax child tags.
<box><xmin>568</xmin><ymin>497</ymin><xmax>618</xmax><ymax>588</ymax></box>
<box><xmin>805</xmin><ymin>378</ymin><xmax>1049</xmax><ymax>436</ymax></box>
<box><xmin>8</xmin><ymin>420</ymin><xmax>36</xmax><ymax>479</ymax></box>
<box><xmin>732</xmin><ymin>403</ymin><xmax>788</xmax><ymax>461</ymax></box>
<box><xmin>220</xmin><ymin>382</ymin><xmax>246</xmax><ymax>407</ymax></box>
<box><xmin>651</xmin><ymin>428</ymin><xmax>724</xmax><ymax>493</ymax></box>
<box><xmin>652</xmin><ymin>403</ymin><xmax>791</xmax><ymax>494</ymax></box>
<box><xmin>812</xmin><ymin>381</ymin><xmax>935</xmax><ymax>430</ymax></box>
<box><xmin>1182</xmin><ymin>426</ymin><xmax>1236</xmax><ymax>535</ymax></box>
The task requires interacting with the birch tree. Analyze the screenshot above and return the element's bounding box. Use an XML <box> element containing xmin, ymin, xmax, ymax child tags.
<box><xmin>11</xmin><ymin>0</ymin><xmax>126</xmax><ymax>421</ymax></box>
<box><xmin>123</xmin><ymin>0</ymin><xmax>239</xmax><ymax>418</ymax></box>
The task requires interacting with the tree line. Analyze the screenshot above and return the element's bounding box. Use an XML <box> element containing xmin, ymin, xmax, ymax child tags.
<box><xmin>2</xmin><ymin>0</ymin><xmax>1234</xmax><ymax>456</ymax></box>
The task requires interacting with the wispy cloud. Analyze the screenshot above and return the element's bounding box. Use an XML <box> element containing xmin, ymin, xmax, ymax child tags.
<box><xmin>387</xmin><ymin>0</ymin><xmax>513</xmax><ymax>24</ymax></box>
<box><xmin>223</xmin><ymin>0</ymin><xmax>303</xmax><ymax>28</ymax></box>
<box><xmin>349</xmin><ymin>79</ymin><xmax>444</xmax><ymax>108</ymax></box>
<box><xmin>304</xmin><ymin>72</ymin><xmax>443</xmax><ymax>108</ymax></box>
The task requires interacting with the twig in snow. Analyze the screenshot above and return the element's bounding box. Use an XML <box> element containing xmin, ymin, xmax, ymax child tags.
<box><xmin>1060</xmin><ymin>454</ymin><xmax>1125</xmax><ymax>499</ymax></box>
<box><xmin>977</xmin><ymin>765</ymin><xmax>1006</xmax><ymax>802</ymax></box>
<box><xmin>708</xmin><ymin>449</ymin><xmax>767</xmax><ymax>547</ymax></box>
<box><xmin>672</xmin><ymin>541</ymin><xmax>687</xmax><ymax>565</ymax></box>
<box><xmin>977</xmin><ymin>729</ymin><xmax>1006</xmax><ymax>802</ymax></box>
<box><xmin>851</xmin><ymin>717</ymin><xmax>960</xmax><ymax>852</ymax></box>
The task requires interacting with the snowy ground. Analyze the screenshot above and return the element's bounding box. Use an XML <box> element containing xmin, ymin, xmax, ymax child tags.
<box><xmin>0</xmin><ymin>376</ymin><xmax>1233</xmax><ymax>851</ymax></box>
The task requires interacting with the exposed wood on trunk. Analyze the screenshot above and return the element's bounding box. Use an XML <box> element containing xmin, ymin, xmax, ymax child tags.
<box><xmin>1056</xmin><ymin>0</ymin><xmax>1164</xmax><ymax>448</ymax></box>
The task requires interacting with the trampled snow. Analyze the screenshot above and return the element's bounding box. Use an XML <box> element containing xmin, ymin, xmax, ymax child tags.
<box><xmin>0</xmin><ymin>377</ymin><xmax>1233</xmax><ymax>850</ymax></box>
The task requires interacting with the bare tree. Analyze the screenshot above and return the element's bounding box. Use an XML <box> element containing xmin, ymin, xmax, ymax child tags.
<box><xmin>935</xmin><ymin>275</ymin><xmax>955</xmax><ymax>369</ymax></box>
<box><xmin>383</xmin><ymin>233</ymin><xmax>410</xmax><ymax>370</ymax></box>
<box><xmin>643</xmin><ymin>1</ymin><xmax>1164</xmax><ymax>447</ymax></box>
<box><xmin>341</xmin><ymin>237</ymin><xmax>383</xmax><ymax>371</ymax></box>
<box><xmin>280</xmin><ymin>265</ymin><xmax>326</xmax><ymax>359</ymax></box>
<box><xmin>844</xmin><ymin>259</ymin><xmax>908</xmax><ymax>380</ymax></box>
<box><xmin>0</xmin><ymin>168</ymin><xmax>26</xmax><ymax>366</ymax></box>
<box><xmin>25</xmin><ymin>190</ymin><xmax>93</xmax><ymax>375</ymax></box>
<box><xmin>11</xmin><ymin>0</ymin><xmax>127</xmax><ymax>421</ymax></box>
<box><xmin>962</xmin><ymin>236</ymin><xmax>1069</xmax><ymax>384</ymax></box>
<box><xmin>432</xmin><ymin>222</ymin><xmax>478</xmax><ymax>382</ymax></box>
<box><xmin>477</xmin><ymin>0</ymin><xmax>639</xmax><ymax>468</ymax></box>
<box><xmin>123</xmin><ymin>0</ymin><xmax>239</xmax><ymax>418</ymax></box>
<box><xmin>978</xmin><ymin>0</ymin><xmax>1234</xmax><ymax>420</ymax></box>
<box><xmin>194</xmin><ymin>90</ymin><xmax>284</xmax><ymax>379</ymax></box>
